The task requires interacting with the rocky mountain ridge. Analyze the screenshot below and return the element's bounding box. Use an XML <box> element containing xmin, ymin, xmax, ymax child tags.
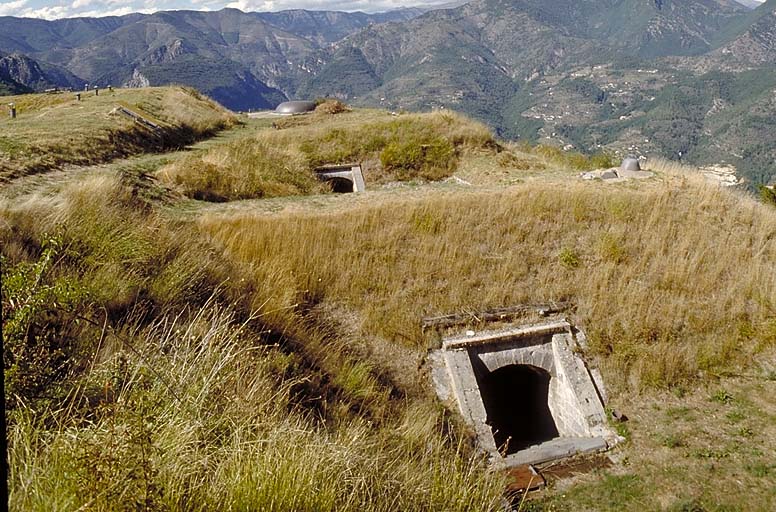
<box><xmin>1</xmin><ymin>2</ymin><xmax>773</xmax><ymax>185</ymax></box>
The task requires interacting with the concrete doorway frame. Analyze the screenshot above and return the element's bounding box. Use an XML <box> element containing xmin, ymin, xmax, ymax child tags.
<box><xmin>315</xmin><ymin>163</ymin><xmax>366</xmax><ymax>193</ymax></box>
<box><xmin>430</xmin><ymin>320</ymin><xmax>621</xmax><ymax>467</ymax></box>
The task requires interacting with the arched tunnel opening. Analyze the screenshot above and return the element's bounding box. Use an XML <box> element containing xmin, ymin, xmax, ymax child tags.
<box><xmin>479</xmin><ymin>364</ymin><xmax>559</xmax><ymax>455</ymax></box>
<box><xmin>327</xmin><ymin>177</ymin><xmax>354</xmax><ymax>193</ymax></box>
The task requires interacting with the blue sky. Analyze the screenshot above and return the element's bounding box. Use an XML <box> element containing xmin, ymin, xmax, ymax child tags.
<box><xmin>0</xmin><ymin>0</ymin><xmax>464</xmax><ymax>18</ymax></box>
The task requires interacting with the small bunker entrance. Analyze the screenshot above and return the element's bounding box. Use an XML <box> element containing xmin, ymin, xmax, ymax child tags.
<box><xmin>314</xmin><ymin>163</ymin><xmax>366</xmax><ymax>193</ymax></box>
<box><xmin>328</xmin><ymin>176</ymin><xmax>355</xmax><ymax>193</ymax></box>
<box><xmin>480</xmin><ymin>364</ymin><xmax>559</xmax><ymax>455</ymax></box>
<box><xmin>430</xmin><ymin>319</ymin><xmax>620</xmax><ymax>467</ymax></box>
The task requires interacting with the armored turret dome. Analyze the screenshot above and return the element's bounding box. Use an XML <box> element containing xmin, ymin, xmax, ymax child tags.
<box><xmin>275</xmin><ymin>100</ymin><xmax>316</xmax><ymax>114</ymax></box>
<box><xmin>620</xmin><ymin>157</ymin><xmax>641</xmax><ymax>173</ymax></box>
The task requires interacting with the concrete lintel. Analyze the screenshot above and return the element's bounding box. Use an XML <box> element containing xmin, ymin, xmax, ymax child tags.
<box><xmin>504</xmin><ymin>437</ymin><xmax>608</xmax><ymax>466</ymax></box>
<box><xmin>443</xmin><ymin>321</ymin><xmax>571</xmax><ymax>350</ymax></box>
<box><xmin>315</xmin><ymin>163</ymin><xmax>360</xmax><ymax>171</ymax></box>
<box><xmin>317</xmin><ymin>170</ymin><xmax>353</xmax><ymax>180</ymax></box>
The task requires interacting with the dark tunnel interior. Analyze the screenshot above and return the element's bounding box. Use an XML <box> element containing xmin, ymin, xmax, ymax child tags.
<box><xmin>479</xmin><ymin>364</ymin><xmax>559</xmax><ymax>455</ymax></box>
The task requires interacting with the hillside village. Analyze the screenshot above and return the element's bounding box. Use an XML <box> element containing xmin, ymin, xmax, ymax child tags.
<box><xmin>1</xmin><ymin>1</ymin><xmax>776</xmax><ymax>510</ymax></box>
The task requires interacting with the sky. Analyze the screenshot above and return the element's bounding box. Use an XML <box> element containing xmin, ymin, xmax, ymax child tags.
<box><xmin>0</xmin><ymin>0</ymin><xmax>466</xmax><ymax>19</ymax></box>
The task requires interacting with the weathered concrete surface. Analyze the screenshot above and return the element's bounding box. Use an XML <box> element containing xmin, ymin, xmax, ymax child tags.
<box><xmin>315</xmin><ymin>164</ymin><xmax>366</xmax><ymax>192</ymax></box>
<box><xmin>550</xmin><ymin>334</ymin><xmax>610</xmax><ymax>439</ymax></box>
<box><xmin>505</xmin><ymin>437</ymin><xmax>608</xmax><ymax>466</ymax></box>
<box><xmin>430</xmin><ymin>321</ymin><xmax>618</xmax><ymax>467</ymax></box>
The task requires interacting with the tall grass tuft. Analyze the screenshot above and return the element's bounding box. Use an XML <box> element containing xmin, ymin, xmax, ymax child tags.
<box><xmin>8</xmin><ymin>304</ymin><xmax>505</xmax><ymax>511</ymax></box>
<box><xmin>2</xmin><ymin>175</ymin><xmax>506</xmax><ymax>510</ymax></box>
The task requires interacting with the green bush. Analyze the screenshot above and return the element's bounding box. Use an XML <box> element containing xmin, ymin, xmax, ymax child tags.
<box><xmin>589</xmin><ymin>152</ymin><xmax>616</xmax><ymax>169</ymax></box>
<box><xmin>1</xmin><ymin>237</ymin><xmax>92</xmax><ymax>406</ymax></box>
<box><xmin>380</xmin><ymin>137</ymin><xmax>456</xmax><ymax>181</ymax></box>
<box><xmin>758</xmin><ymin>185</ymin><xmax>776</xmax><ymax>207</ymax></box>
<box><xmin>558</xmin><ymin>247</ymin><xmax>581</xmax><ymax>269</ymax></box>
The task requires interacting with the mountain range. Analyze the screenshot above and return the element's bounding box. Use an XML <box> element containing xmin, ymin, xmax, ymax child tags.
<box><xmin>0</xmin><ymin>0</ymin><xmax>774</xmax><ymax>185</ymax></box>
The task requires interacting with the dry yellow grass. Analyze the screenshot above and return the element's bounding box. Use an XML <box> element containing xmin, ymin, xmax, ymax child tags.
<box><xmin>201</xmin><ymin>176</ymin><xmax>776</xmax><ymax>392</ymax></box>
<box><xmin>0</xmin><ymin>86</ymin><xmax>236</xmax><ymax>181</ymax></box>
<box><xmin>1</xmin><ymin>175</ymin><xmax>506</xmax><ymax>511</ymax></box>
<box><xmin>158</xmin><ymin>109</ymin><xmax>497</xmax><ymax>201</ymax></box>
<box><xmin>4</xmin><ymin>96</ymin><xmax>775</xmax><ymax>510</ymax></box>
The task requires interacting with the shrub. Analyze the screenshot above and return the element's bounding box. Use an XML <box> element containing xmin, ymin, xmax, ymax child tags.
<box><xmin>1</xmin><ymin>237</ymin><xmax>92</xmax><ymax>406</ymax></box>
<box><xmin>558</xmin><ymin>247</ymin><xmax>581</xmax><ymax>268</ymax></box>
<box><xmin>758</xmin><ymin>185</ymin><xmax>776</xmax><ymax>207</ymax></box>
<box><xmin>315</xmin><ymin>99</ymin><xmax>350</xmax><ymax>115</ymax></box>
<box><xmin>589</xmin><ymin>152</ymin><xmax>616</xmax><ymax>169</ymax></box>
<box><xmin>380</xmin><ymin>137</ymin><xmax>456</xmax><ymax>181</ymax></box>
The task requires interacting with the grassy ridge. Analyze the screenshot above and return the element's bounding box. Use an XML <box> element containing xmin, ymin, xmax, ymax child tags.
<box><xmin>158</xmin><ymin>109</ymin><xmax>496</xmax><ymax>201</ymax></box>
<box><xmin>0</xmin><ymin>87</ymin><xmax>236</xmax><ymax>182</ymax></box>
<box><xmin>201</xmin><ymin>168</ymin><xmax>776</xmax><ymax>392</ymax></box>
<box><xmin>3</xmin><ymin>96</ymin><xmax>776</xmax><ymax>510</ymax></box>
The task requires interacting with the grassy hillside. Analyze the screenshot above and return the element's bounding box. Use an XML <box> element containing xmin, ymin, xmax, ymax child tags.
<box><xmin>2</xmin><ymin>102</ymin><xmax>775</xmax><ymax>510</ymax></box>
<box><xmin>158</xmin><ymin>109</ymin><xmax>496</xmax><ymax>201</ymax></box>
<box><xmin>201</xmin><ymin>166</ymin><xmax>776</xmax><ymax>391</ymax></box>
<box><xmin>1</xmin><ymin>175</ymin><xmax>504</xmax><ymax>511</ymax></box>
<box><xmin>0</xmin><ymin>86</ymin><xmax>236</xmax><ymax>182</ymax></box>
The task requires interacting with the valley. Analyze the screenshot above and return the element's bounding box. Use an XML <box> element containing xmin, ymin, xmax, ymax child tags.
<box><xmin>1</xmin><ymin>0</ymin><xmax>774</xmax><ymax>186</ymax></box>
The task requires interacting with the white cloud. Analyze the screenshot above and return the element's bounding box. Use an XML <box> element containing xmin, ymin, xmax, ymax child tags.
<box><xmin>1</xmin><ymin>1</ymin><xmax>459</xmax><ymax>20</ymax></box>
<box><xmin>225</xmin><ymin>1</ymin><xmax>454</xmax><ymax>12</ymax></box>
<box><xmin>18</xmin><ymin>5</ymin><xmax>71</xmax><ymax>18</ymax></box>
<box><xmin>0</xmin><ymin>0</ymin><xmax>30</xmax><ymax>16</ymax></box>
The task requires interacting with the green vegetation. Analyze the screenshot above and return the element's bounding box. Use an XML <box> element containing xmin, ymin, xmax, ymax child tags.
<box><xmin>759</xmin><ymin>185</ymin><xmax>776</xmax><ymax>207</ymax></box>
<box><xmin>2</xmin><ymin>175</ymin><xmax>504</xmax><ymax>511</ymax></box>
<box><xmin>0</xmin><ymin>77</ymin><xmax>32</xmax><ymax>96</ymax></box>
<box><xmin>298</xmin><ymin>46</ymin><xmax>381</xmax><ymax>100</ymax></box>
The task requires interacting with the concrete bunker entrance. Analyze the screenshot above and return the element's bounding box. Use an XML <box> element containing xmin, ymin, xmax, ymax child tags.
<box><xmin>314</xmin><ymin>163</ymin><xmax>366</xmax><ymax>193</ymax></box>
<box><xmin>430</xmin><ymin>320</ymin><xmax>620</xmax><ymax>467</ymax></box>
<box><xmin>480</xmin><ymin>364</ymin><xmax>559</xmax><ymax>455</ymax></box>
<box><xmin>327</xmin><ymin>176</ymin><xmax>355</xmax><ymax>193</ymax></box>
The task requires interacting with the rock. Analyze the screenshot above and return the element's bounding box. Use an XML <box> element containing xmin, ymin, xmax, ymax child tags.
<box><xmin>698</xmin><ymin>164</ymin><xmax>740</xmax><ymax>187</ymax></box>
<box><xmin>611</xmin><ymin>409</ymin><xmax>628</xmax><ymax>422</ymax></box>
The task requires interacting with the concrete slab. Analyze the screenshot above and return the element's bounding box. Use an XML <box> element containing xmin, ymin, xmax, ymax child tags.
<box><xmin>504</xmin><ymin>437</ymin><xmax>608</xmax><ymax>466</ymax></box>
<box><xmin>314</xmin><ymin>164</ymin><xmax>366</xmax><ymax>193</ymax></box>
